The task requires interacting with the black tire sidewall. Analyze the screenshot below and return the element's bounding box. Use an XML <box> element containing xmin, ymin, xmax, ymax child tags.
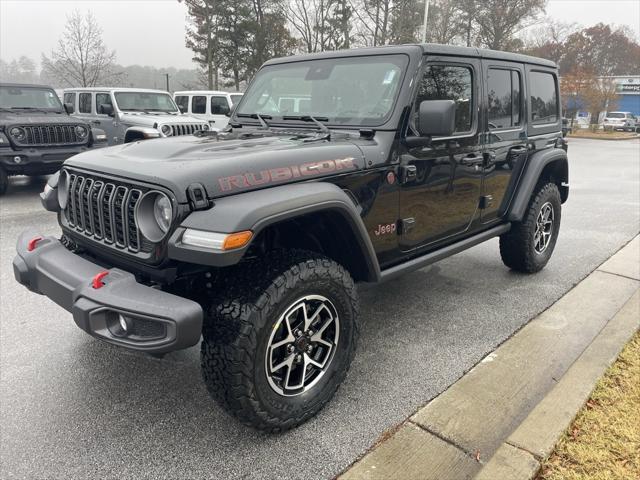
<box><xmin>0</xmin><ymin>167</ymin><xmax>7</xmax><ymax>195</ymax></box>
<box><xmin>527</xmin><ymin>184</ymin><xmax>561</xmax><ymax>269</ymax></box>
<box><xmin>252</xmin><ymin>273</ymin><xmax>356</xmax><ymax>419</ymax></box>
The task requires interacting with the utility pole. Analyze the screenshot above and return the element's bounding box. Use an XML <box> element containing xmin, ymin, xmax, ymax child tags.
<box><xmin>164</xmin><ymin>73</ymin><xmax>170</xmax><ymax>93</ymax></box>
<box><xmin>421</xmin><ymin>0</ymin><xmax>430</xmax><ymax>43</ymax></box>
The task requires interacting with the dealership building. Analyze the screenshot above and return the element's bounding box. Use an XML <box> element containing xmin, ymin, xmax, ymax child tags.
<box><xmin>613</xmin><ymin>75</ymin><xmax>640</xmax><ymax>115</ymax></box>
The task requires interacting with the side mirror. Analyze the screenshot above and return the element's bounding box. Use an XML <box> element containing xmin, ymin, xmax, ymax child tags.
<box><xmin>98</xmin><ymin>103</ymin><xmax>114</xmax><ymax>117</ymax></box>
<box><xmin>178</xmin><ymin>104</ymin><xmax>187</xmax><ymax>114</ymax></box>
<box><xmin>63</xmin><ymin>102</ymin><xmax>74</xmax><ymax>114</ymax></box>
<box><xmin>416</xmin><ymin>99</ymin><xmax>456</xmax><ymax>137</ymax></box>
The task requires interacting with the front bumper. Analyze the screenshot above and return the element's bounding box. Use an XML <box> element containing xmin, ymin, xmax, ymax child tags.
<box><xmin>13</xmin><ymin>231</ymin><xmax>203</xmax><ymax>354</ymax></box>
<box><xmin>1</xmin><ymin>145</ymin><xmax>91</xmax><ymax>174</ymax></box>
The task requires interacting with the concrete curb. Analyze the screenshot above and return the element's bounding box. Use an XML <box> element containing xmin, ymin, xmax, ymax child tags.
<box><xmin>567</xmin><ymin>134</ymin><xmax>640</xmax><ymax>141</ymax></box>
<box><xmin>339</xmin><ymin>235</ymin><xmax>639</xmax><ymax>480</ymax></box>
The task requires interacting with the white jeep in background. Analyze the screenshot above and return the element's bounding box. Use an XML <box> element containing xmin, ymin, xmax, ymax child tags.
<box><xmin>602</xmin><ymin>111</ymin><xmax>639</xmax><ymax>132</ymax></box>
<box><xmin>63</xmin><ymin>88</ymin><xmax>209</xmax><ymax>145</ymax></box>
<box><xmin>173</xmin><ymin>91</ymin><xmax>243</xmax><ymax>131</ymax></box>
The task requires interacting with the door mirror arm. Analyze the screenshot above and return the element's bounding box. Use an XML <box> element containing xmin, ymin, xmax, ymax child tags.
<box><xmin>403</xmin><ymin>135</ymin><xmax>432</xmax><ymax>148</ymax></box>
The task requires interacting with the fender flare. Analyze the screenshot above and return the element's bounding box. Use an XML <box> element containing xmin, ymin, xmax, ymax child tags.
<box><xmin>124</xmin><ymin>126</ymin><xmax>160</xmax><ymax>143</ymax></box>
<box><xmin>168</xmin><ymin>182</ymin><xmax>381</xmax><ymax>281</ymax></box>
<box><xmin>507</xmin><ymin>147</ymin><xmax>568</xmax><ymax>222</ymax></box>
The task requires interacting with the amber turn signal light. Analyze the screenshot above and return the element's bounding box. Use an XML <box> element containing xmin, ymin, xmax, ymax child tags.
<box><xmin>222</xmin><ymin>230</ymin><xmax>253</xmax><ymax>250</ymax></box>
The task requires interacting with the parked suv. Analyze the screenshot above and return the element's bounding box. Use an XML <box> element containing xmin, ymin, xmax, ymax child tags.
<box><xmin>602</xmin><ymin>111</ymin><xmax>638</xmax><ymax>132</ymax></box>
<box><xmin>0</xmin><ymin>83</ymin><xmax>106</xmax><ymax>195</ymax></box>
<box><xmin>173</xmin><ymin>90</ymin><xmax>243</xmax><ymax>130</ymax></box>
<box><xmin>15</xmin><ymin>45</ymin><xmax>569</xmax><ymax>431</ymax></box>
<box><xmin>63</xmin><ymin>87</ymin><xmax>209</xmax><ymax>145</ymax></box>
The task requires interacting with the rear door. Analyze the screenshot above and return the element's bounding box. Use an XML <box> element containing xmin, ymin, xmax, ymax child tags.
<box><xmin>210</xmin><ymin>95</ymin><xmax>231</xmax><ymax>129</ymax></box>
<box><xmin>481</xmin><ymin>60</ymin><xmax>528</xmax><ymax>224</ymax></box>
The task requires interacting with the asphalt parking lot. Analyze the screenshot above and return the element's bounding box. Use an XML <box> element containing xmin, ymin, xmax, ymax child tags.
<box><xmin>1</xmin><ymin>138</ymin><xmax>639</xmax><ymax>480</ymax></box>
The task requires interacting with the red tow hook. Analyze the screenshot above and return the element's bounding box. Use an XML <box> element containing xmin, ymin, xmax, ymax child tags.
<box><xmin>92</xmin><ymin>271</ymin><xmax>109</xmax><ymax>289</ymax></box>
<box><xmin>27</xmin><ymin>236</ymin><xmax>43</xmax><ymax>251</ymax></box>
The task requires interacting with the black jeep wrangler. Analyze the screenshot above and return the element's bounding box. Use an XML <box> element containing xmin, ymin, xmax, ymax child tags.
<box><xmin>0</xmin><ymin>83</ymin><xmax>106</xmax><ymax>195</ymax></box>
<box><xmin>13</xmin><ymin>45</ymin><xmax>568</xmax><ymax>431</ymax></box>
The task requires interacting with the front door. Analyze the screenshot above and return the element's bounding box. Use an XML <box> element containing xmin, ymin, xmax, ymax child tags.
<box><xmin>399</xmin><ymin>57</ymin><xmax>483</xmax><ymax>251</ymax></box>
<box><xmin>481</xmin><ymin>61</ymin><xmax>528</xmax><ymax>223</ymax></box>
<box><xmin>94</xmin><ymin>92</ymin><xmax>119</xmax><ymax>145</ymax></box>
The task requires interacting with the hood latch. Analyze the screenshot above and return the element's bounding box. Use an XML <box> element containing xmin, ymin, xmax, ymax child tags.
<box><xmin>187</xmin><ymin>183</ymin><xmax>211</xmax><ymax>211</ymax></box>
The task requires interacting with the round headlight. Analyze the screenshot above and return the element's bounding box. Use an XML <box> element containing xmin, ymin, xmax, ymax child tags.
<box><xmin>10</xmin><ymin>127</ymin><xmax>25</xmax><ymax>141</ymax></box>
<box><xmin>58</xmin><ymin>169</ymin><xmax>70</xmax><ymax>209</ymax></box>
<box><xmin>201</xmin><ymin>123</ymin><xmax>210</xmax><ymax>131</ymax></box>
<box><xmin>135</xmin><ymin>191</ymin><xmax>173</xmax><ymax>242</ymax></box>
<box><xmin>75</xmin><ymin>125</ymin><xmax>88</xmax><ymax>138</ymax></box>
<box><xmin>154</xmin><ymin>194</ymin><xmax>172</xmax><ymax>233</ymax></box>
<box><xmin>161</xmin><ymin>125</ymin><xmax>173</xmax><ymax>136</ymax></box>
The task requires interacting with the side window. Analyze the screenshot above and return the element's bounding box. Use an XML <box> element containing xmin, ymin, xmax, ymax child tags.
<box><xmin>192</xmin><ymin>96</ymin><xmax>206</xmax><ymax>114</ymax></box>
<box><xmin>415</xmin><ymin>64</ymin><xmax>474</xmax><ymax>134</ymax></box>
<box><xmin>63</xmin><ymin>92</ymin><xmax>75</xmax><ymax>107</ymax></box>
<box><xmin>529</xmin><ymin>71</ymin><xmax>558</xmax><ymax>124</ymax></box>
<box><xmin>487</xmin><ymin>68</ymin><xmax>522</xmax><ymax>129</ymax></box>
<box><xmin>95</xmin><ymin>93</ymin><xmax>112</xmax><ymax>114</ymax></box>
<box><xmin>211</xmin><ymin>96</ymin><xmax>230</xmax><ymax>115</ymax></box>
<box><xmin>78</xmin><ymin>92</ymin><xmax>92</xmax><ymax>114</ymax></box>
<box><xmin>175</xmin><ymin>95</ymin><xmax>189</xmax><ymax>112</ymax></box>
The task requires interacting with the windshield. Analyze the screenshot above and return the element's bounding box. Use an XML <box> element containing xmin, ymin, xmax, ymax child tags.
<box><xmin>236</xmin><ymin>54</ymin><xmax>408</xmax><ymax>126</ymax></box>
<box><xmin>230</xmin><ymin>94</ymin><xmax>243</xmax><ymax>105</ymax></box>
<box><xmin>114</xmin><ymin>92</ymin><xmax>178</xmax><ymax>112</ymax></box>
<box><xmin>607</xmin><ymin>112</ymin><xmax>626</xmax><ymax>118</ymax></box>
<box><xmin>0</xmin><ymin>86</ymin><xmax>63</xmax><ymax>111</ymax></box>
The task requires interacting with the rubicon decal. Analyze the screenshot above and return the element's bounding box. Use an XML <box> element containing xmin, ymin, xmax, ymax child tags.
<box><xmin>218</xmin><ymin>157</ymin><xmax>357</xmax><ymax>191</ymax></box>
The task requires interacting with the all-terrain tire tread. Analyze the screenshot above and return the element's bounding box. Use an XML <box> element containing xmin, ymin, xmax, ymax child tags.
<box><xmin>499</xmin><ymin>182</ymin><xmax>561</xmax><ymax>273</ymax></box>
<box><xmin>200</xmin><ymin>249</ymin><xmax>359</xmax><ymax>432</ymax></box>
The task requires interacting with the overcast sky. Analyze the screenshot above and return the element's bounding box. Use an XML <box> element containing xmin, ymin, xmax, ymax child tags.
<box><xmin>1</xmin><ymin>0</ymin><xmax>639</xmax><ymax>70</ymax></box>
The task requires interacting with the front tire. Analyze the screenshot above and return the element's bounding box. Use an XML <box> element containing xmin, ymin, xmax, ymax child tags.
<box><xmin>500</xmin><ymin>182</ymin><xmax>562</xmax><ymax>273</ymax></box>
<box><xmin>201</xmin><ymin>250</ymin><xmax>359</xmax><ymax>432</ymax></box>
<box><xmin>0</xmin><ymin>167</ymin><xmax>7</xmax><ymax>196</ymax></box>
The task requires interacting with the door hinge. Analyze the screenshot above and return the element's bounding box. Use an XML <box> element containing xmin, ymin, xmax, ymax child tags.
<box><xmin>399</xmin><ymin>217</ymin><xmax>416</xmax><ymax>234</ymax></box>
<box><xmin>399</xmin><ymin>165</ymin><xmax>417</xmax><ymax>184</ymax></box>
<box><xmin>479</xmin><ymin>195</ymin><xmax>494</xmax><ymax>209</ymax></box>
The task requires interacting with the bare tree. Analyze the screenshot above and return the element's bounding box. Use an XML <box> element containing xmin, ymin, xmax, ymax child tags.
<box><xmin>474</xmin><ymin>0</ymin><xmax>546</xmax><ymax>50</ymax></box>
<box><xmin>41</xmin><ymin>11</ymin><xmax>118</xmax><ymax>87</ymax></box>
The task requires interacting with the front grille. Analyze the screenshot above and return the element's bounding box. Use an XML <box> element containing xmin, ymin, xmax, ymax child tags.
<box><xmin>64</xmin><ymin>172</ymin><xmax>146</xmax><ymax>253</ymax></box>
<box><xmin>13</xmin><ymin>124</ymin><xmax>86</xmax><ymax>146</ymax></box>
<box><xmin>170</xmin><ymin>123</ymin><xmax>207</xmax><ymax>136</ymax></box>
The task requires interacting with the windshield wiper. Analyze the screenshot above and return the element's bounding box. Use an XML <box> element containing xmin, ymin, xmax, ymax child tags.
<box><xmin>282</xmin><ymin>115</ymin><xmax>330</xmax><ymax>134</ymax></box>
<box><xmin>9</xmin><ymin>107</ymin><xmax>50</xmax><ymax>113</ymax></box>
<box><xmin>236</xmin><ymin>113</ymin><xmax>272</xmax><ymax>128</ymax></box>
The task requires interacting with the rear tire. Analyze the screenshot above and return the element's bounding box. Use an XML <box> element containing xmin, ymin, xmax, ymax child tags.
<box><xmin>0</xmin><ymin>167</ymin><xmax>8</xmax><ymax>196</ymax></box>
<box><xmin>500</xmin><ymin>182</ymin><xmax>561</xmax><ymax>273</ymax></box>
<box><xmin>200</xmin><ymin>249</ymin><xmax>359</xmax><ymax>432</ymax></box>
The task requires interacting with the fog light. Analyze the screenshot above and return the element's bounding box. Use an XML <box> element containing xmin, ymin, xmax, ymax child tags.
<box><xmin>118</xmin><ymin>314</ymin><xmax>129</xmax><ymax>332</ymax></box>
<box><xmin>13</xmin><ymin>156</ymin><xmax>22</xmax><ymax>163</ymax></box>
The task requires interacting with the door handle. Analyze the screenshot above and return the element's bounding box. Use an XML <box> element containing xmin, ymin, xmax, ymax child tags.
<box><xmin>509</xmin><ymin>145</ymin><xmax>527</xmax><ymax>155</ymax></box>
<box><xmin>460</xmin><ymin>154</ymin><xmax>484</xmax><ymax>166</ymax></box>
<box><xmin>91</xmin><ymin>120</ymin><xmax>101</xmax><ymax>125</ymax></box>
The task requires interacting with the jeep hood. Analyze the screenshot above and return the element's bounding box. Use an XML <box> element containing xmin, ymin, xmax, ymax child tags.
<box><xmin>64</xmin><ymin>132</ymin><xmax>365</xmax><ymax>203</ymax></box>
<box><xmin>0</xmin><ymin>111</ymin><xmax>87</xmax><ymax>128</ymax></box>
<box><xmin>119</xmin><ymin>112</ymin><xmax>204</xmax><ymax>128</ymax></box>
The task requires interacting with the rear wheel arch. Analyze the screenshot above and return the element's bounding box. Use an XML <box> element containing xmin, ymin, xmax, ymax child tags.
<box><xmin>508</xmin><ymin>148</ymin><xmax>568</xmax><ymax>221</ymax></box>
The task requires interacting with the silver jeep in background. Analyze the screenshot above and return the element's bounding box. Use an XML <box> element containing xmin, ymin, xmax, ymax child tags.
<box><xmin>62</xmin><ymin>87</ymin><xmax>209</xmax><ymax>145</ymax></box>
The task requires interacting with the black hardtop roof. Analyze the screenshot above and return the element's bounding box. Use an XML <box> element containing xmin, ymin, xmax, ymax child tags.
<box><xmin>264</xmin><ymin>43</ymin><xmax>557</xmax><ymax>69</ymax></box>
<box><xmin>0</xmin><ymin>82</ymin><xmax>57</xmax><ymax>89</ymax></box>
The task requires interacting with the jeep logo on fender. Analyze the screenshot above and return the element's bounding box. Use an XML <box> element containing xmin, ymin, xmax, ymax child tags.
<box><xmin>374</xmin><ymin>223</ymin><xmax>397</xmax><ymax>236</ymax></box>
<box><xmin>218</xmin><ymin>157</ymin><xmax>357</xmax><ymax>191</ymax></box>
